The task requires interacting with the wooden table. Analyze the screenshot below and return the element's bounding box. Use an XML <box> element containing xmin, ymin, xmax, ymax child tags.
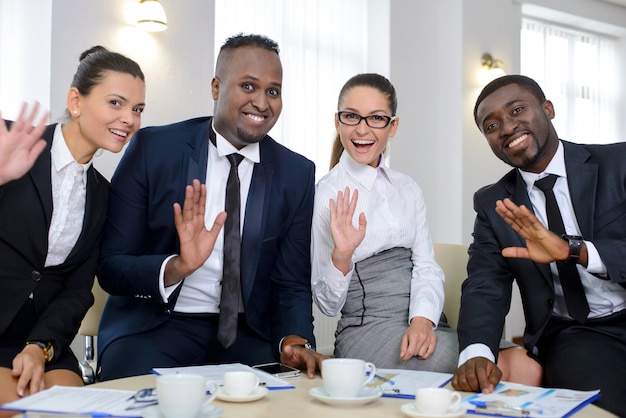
<box><xmin>90</xmin><ymin>374</ymin><xmax>617</xmax><ymax>417</ymax></box>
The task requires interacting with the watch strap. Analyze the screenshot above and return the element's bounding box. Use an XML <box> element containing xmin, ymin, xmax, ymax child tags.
<box><xmin>562</xmin><ymin>235</ymin><xmax>583</xmax><ymax>265</ymax></box>
<box><xmin>26</xmin><ymin>340</ymin><xmax>54</xmax><ymax>363</ymax></box>
<box><xmin>281</xmin><ymin>336</ymin><xmax>312</xmax><ymax>352</ymax></box>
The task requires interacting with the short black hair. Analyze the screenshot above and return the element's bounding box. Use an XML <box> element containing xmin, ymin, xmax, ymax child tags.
<box><xmin>220</xmin><ymin>33</ymin><xmax>279</xmax><ymax>55</ymax></box>
<box><xmin>474</xmin><ymin>75</ymin><xmax>546</xmax><ymax>126</ymax></box>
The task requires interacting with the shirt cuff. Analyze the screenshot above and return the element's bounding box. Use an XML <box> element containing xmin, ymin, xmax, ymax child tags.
<box><xmin>584</xmin><ymin>241</ymin><xmax>607</xmax><ymax>275</ymax></box>
<box><xmin>458</xmin><ymin>343</ymin><xmax>495</xmax><ymax>367</ymax></box>
<box><xmin>159</xmin><ymin>254</ymin><xmax>182</xmax><ymax>302</ymax></box>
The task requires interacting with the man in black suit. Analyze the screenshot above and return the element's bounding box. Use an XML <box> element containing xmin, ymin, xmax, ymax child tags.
<box><xmin>97</xmin><ymin>34</ymin><xmax>326</xmax><ymax>380</ymax></box>
<box><xmin>452</xmin><ymin>75</ymin><xmax>626</xmax><ymax>416</ymax></box>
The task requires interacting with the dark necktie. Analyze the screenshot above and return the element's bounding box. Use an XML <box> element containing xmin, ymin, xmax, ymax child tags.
<box><xmin>216</xmin><ymin>146</ymin><xmax>245</xmax><ymax>348</ymax></box>
<box><xmin>534</xmin><ymin>174</ymin><xmax>590</xmax><ymax>323</ymax></box>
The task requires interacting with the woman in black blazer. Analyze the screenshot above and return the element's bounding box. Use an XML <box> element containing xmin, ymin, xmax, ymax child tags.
<box><xmin>0</xmin><ymin>46</ymin><xmax>145</xmax><ymax>407</ymax></box>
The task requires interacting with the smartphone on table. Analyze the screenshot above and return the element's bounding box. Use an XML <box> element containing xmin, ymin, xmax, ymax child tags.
<box><xmin>253</xmin><ymin>362</ymin><xmax>301</xmax><ymax>378</ymax></box>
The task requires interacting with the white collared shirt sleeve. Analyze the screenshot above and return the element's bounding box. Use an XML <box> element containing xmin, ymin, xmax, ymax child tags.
<box><xmin>584</xmin><ymin>241</ymin><xmax>607</xmax><ymax>275</ymax></box>
<box><xmin>458</xmin><ymin>343</ymin><xmax>496</xmax><ymax>366</ymax></box>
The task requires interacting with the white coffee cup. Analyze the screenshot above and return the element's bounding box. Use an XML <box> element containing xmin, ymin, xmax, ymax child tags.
<box><xmin>223</xmin><ymin>371</ymin><xmax>260</xmax><ymax>397</ymax></box>
<box><xmin>415</xmin><ymin>387</ymin><xmax>462</xmax><ymax>414</ymax></box>
<box><xmin>156</xmin><ymin>373</ymin><xmax>217</xmax><ymax>418</ymax></box>
<box><xmin>322</xmin><ymin>358</ymin><xmax>376</xmax><ymax>398</ymax></box>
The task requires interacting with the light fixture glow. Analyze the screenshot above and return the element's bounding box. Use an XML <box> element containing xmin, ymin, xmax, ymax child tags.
<box><xmin>136</xmin><ymin>0</ymin><xmax>167</xmax><ymax>32</ymax></box>
<box><xmin>481</xmin><ymin>53</ymin><xmax>506</xmax><ymax>78</ymax></box>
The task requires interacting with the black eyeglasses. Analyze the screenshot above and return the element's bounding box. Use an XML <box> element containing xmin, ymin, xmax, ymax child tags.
<box><xmin>337</xmin><ymin>111</ymin><xmax>396</xmax><ymax>129</ymax></box>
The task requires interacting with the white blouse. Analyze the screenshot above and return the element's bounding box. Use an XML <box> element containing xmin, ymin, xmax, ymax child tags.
<box><xmin>311</xmin><ymin>152</ymin><xmax>444</xmax><ymax>325</ymax></box>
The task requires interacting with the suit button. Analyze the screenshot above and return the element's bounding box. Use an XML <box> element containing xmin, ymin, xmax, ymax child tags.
<box><xmin>31</xmin><ymin>271</ymin><xmax>41</xmax><ymax>281</ymax></box>
<box><xmin>164</xmin><ymin>308</ymin><xmax>171</xmax><ymax>314</ymax></box>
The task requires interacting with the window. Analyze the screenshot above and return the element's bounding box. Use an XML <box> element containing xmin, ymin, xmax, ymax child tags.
<box><xmin>214</xmin><ymin>0</ymin><xmax>376</xmax><ymax>180</ymax></box>
<box><xmin>521</xmin><ymin>18</ymin><xmax>619</xmax><ymax>144</ymax></box>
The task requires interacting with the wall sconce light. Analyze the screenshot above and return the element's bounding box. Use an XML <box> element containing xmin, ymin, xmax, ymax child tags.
<box><xmin>481</xmin><ymin>53</ymin><xmax>506</xmax><ymax>78</ymax></box>
<box><xmin>136</xmin><ymin>0</ymin><xmax>167</xmax><ymax>32</ymax></box>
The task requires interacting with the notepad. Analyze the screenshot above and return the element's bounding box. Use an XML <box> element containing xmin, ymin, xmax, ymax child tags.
<box><xmin>463</xmin><ymin>381</ymin><xmax>600</xmax><ymax>418</ymax></box>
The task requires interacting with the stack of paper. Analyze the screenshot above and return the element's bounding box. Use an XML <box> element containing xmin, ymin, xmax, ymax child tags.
<box><xmin>463</xmin><ymin>381</ymin><xmax>600</xmax><ymax>418</ymax></box>
<box><xmin>152</xmin><ymin>362</ymin><xmax>295</xmax><ymax>390</ymax></box>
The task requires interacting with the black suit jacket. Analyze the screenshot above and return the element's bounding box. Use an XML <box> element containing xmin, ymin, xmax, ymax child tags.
<box><xmin>458</xmin><ymin>140</ymin><xmax>626</xmax><ymax>359</ymax></box>
<box><xmin>97</xmin><ymin>116</ymin><xmax>316</xmax><ymax>359</ymax></box>
<box><xmin>0</xmin><ymin>123</ymin><xmax>109</xmax><ymax>359</ymax></box>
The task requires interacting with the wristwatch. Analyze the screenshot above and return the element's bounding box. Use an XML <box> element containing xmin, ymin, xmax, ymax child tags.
<box><xmin>562</xmin><ymin>235</ymin><xmax>583</xmax><ymax>265</ymax></box>
<box><xmin>26</xmin><ymin>340</ymin><xmax>55</xmax><ymax>363</ymax></box>
<box><xmin>281</xmin><ymin>336</ymin><xmax>312</xmax><ymax>352</ymax></box>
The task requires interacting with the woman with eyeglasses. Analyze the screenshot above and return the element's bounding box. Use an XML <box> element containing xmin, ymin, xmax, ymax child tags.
<box><xmin>0</xmin><ymin>46</ymin><xmax>145</xmax><ymax>407</ymax></box>
<box><xmin>311</xmin><ymin>74</ymin><xmax>543</xmax><ymax>383</ymax></box>
<box><xmin>311</xmin><ymin>73</ymin><xmax>457</xmax><ymax>372</ymax></box>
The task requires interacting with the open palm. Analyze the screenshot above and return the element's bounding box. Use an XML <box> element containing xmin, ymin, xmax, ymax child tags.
<box><xmin>0</xmin><ymin>103</ymin><xmax>48</xmax><ymax>186</ymax></box>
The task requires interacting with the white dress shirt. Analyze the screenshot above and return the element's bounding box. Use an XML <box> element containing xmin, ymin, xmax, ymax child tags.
<box><xmin>158</xmin><ymin>125</ymin><xmax>259</xmax><ymax>313</ymax></box>
<box><xmin>459</xmin><ymin>141</ymin><xmax>626</xmax><ymax>365</ymax></box>
<box><xmin>45</xmin><ymin>125</ymin><xmax>90</xmax><ymax>267</ymax></box>
<box><xmin>311</xmin><ymin>151</ymin><xmax>444</xmax><ymax>326</ymax></box>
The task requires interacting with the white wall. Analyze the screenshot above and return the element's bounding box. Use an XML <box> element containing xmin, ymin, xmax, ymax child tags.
<box><xmin>45</xmin><ymin>0</ymin><xmax>214</xmax><ymax>178</ymax></box>
<box><xmin>0</xmin><ymin>0</ymin><xmax>51</xmax><ymax>117</ymax></box>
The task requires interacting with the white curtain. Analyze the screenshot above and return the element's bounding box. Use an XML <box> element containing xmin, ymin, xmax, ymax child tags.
<box><xmin>521</xmin><ymin>18</ymin><xmax>619</xmax><ymax>144</ymax></box>
<box><xmin>214</xmin><ymin>0</ymin><xmax>370</xmax><ymax>180</ymax></box>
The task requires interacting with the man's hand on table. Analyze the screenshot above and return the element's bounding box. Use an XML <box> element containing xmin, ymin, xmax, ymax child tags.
<box><xmin>280</xmin><ymin>344</ymin><xmax>329</xmax><ymax>379</ymax></box>
<box><xmin>452</xmin><ymin>356</ymin><xmax>502</xmax><ymax>394</ymax></box>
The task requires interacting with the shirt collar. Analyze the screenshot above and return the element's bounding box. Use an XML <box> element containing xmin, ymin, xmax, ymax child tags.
<box><xmin>339</xmin><ymin>151</ymin><xmax>391</xmax><ymax>190</ymax></box>
<box><xmin>519</xmin><ymin>140</ymin><xmax>566</xmax><ymax>190</ymax></box>
<box><xmin>51</xmin><ymin>125</ymin><xmax>92</xmax><ymax>172</ymax></box>
<box><xmin>211</xmin><ymin>123</ymin><xmax>260</xmax><ymax>163</ymax></box>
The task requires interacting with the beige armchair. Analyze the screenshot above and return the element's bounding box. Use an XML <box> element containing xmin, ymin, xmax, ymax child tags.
<box><xmin>433</xmin><ymin>243</ymin><xmax>469</xmax><ymax>329</ymax></box>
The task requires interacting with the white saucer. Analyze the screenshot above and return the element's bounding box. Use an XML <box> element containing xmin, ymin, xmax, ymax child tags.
<box><xmin>215</xmin><ymin>386</ymin><xmax>269</xmax><ymax>402</ymax></box>
<box><xmin>141</xmin><ymin>404</ymin><xmax>223</xmax><ymax>418</ymax></box>
<box><xmin>309</xmin><ymin>386</ymin><xmax>382</xmax><ymax>406</ymax></box>
<box><xmin>400</xmin><ymin>402</ymin><xmax>466</xmax><ymax>418</ymax></box>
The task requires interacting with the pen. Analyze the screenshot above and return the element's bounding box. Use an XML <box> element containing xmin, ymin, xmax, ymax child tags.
<box><xmin>470</xmin><ymin>400</ymin><xmax>539</xmax><ymax>416</ymax></box>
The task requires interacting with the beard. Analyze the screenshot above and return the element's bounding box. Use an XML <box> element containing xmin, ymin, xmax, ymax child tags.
<box><xmin>501</xmin><ymin>131</ymin><xmax>552</xmax><ymax>172</ymax></box>
<box><xmin>237</xmin><ymin>126</ymin><xmax>267</xmax><ymax>145</ymax></box>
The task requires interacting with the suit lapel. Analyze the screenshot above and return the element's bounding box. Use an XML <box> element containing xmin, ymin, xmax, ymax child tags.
<box><xmin>29</xmin><ymin>125</ymin><xmax>56</xmax><ymax>225</ymax></box>
<box><xmin>563</xmin><ymin>142</ymin><xmax>596</xmax><ymax>238</ymax></box>
<box><xmin>185</xmin><ymin>121</ymin><xmax>210</xmax><ymax>201</ymax></box>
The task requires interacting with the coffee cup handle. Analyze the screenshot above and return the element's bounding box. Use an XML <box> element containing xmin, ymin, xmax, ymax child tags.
<box><xmin>203</xmin><ymin>381</ymin><xmax>219</xmax><ymax>405</ymax></box>
<box><xmin>362</xmin><ymin>362</ymin><xmax>377</xmax><ymax>386</ymax></box>
<box><xmin>450</xmin><ymin>392</ymin><xmax>462</xmax><ymax>410</ymax></box>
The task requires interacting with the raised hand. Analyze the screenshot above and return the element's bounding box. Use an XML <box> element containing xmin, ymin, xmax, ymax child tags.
<box><xmin>329</xmin><ymin>187</ymin><xmax>366</xmax><ymax>275</ymax></box>
<box><xmin>495</xmin><ymin>198</ymin><xmax>569</xmax><ymax>264</ymax></box>
<box><xmin>165</xmin><ymin>179</ymin><xmax>227</xmax><ymax>285</ymax></box>
<box><xmin>0</xmin><ymin>103</ymin><xmax>49</xmax><ymax>186</ymax></box>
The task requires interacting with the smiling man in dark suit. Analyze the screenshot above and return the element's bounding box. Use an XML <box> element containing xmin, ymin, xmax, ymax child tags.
<box><xmin>452</xmin><ymin>75</ymin><xmax>626</xmax><ymax>416</ymax></box>
<box><xmin>97</xmin><ymin>33</ymin><xmax>326</xmax><ymax>381</ymax></box>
